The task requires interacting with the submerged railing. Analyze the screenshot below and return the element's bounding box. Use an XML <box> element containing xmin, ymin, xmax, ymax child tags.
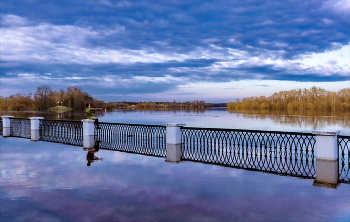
<box><xmin>181</xmin><ymin>127</ymin><xmax>316</xmax><ymax>178</ymax></box>
<box><xmin>1</xmin><ymin>115</ymin><xmax>349</xmax><ymax>186</ymax></box>
<box><xmin>10</xmin><ymin>118</ymin><xmax>31</xmax><ymax>139</ymax></box>
<box><xmin>0</xmin><ymin>117</ymin><xmax>2</xmax><ymax>135</ymax></box>
<box><xmin>39</xmin><ymin>119</ymin><xmax>83</xmax><ymax>146</ymax></box>
<box><xmin>339</xmin><ymin>135</ymin><xmax>350</xmax><ymax>183</ymax></box>
<box><xmin>96</xmin><ymin>122</ymin><xmax>166</xmax><ymax>157</ymax></box>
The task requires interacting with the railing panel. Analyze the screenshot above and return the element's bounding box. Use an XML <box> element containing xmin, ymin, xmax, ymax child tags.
<box><xmin>96</xmin><ymin>122</ymin><xmax>166</xmax><ymax>157</ymax></box>
<box><xmin>10</xmin><ymin>118</ymin><xmax>31</xmax><ymax>139</ymax></box>
<box><xmin>339</xmin><ymin>135</ymin><xmax>350</xmax><ymax>184</ymax></box>
<box><xmin>181</xmin><ymin>127</ymin><xmax>316</xmax><ymax>178</ymax></box>
<box><xmin>0</xmin><ymin>117</ymin><xmax>2</xmax><ymax>135</ymax></box>
<box><xmin>39</xmin><ymin>119</ymin><xmax>83</xmax><ymax>146</ymax></box>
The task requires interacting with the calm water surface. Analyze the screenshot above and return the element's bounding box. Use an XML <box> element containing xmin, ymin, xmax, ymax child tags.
<box><xmin>1</xmin><ymin>109</ymin><xmax>349</xmax><ymax>135</ymax></box>
<box><xmin>1</xmin><ymin>137</ymin><xmax>350</xmax><ymax>222</ymax></box>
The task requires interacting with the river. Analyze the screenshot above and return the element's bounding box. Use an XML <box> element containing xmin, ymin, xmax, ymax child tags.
<box><xmin>1</xmin><ymin>108</ymin><xmax>349</xmax><ymax>135</ymax></box>
<box><xmin>1</xmin><ymin>109</ymin><xmax>349</xmax><ymax>221</ymax></box>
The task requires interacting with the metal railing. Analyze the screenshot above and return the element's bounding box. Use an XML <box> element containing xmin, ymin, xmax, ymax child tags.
<box><xmin>181</xmin><ymin>127</ymin><xmax>316</xmax><ymax>178</ymax></box>
<box><xmin>0</xmin><ymin>117</ymin><xmax>2</xmax><ymax>135</ymax></box>
<box><xmin>95</xmin><ymin>122</ymin><xmax>167</xmax><ymax>157</ymax></box>
<box><xmin>39</xmin><ymin>119</ymin><xmax>83</xmax><ymax>146</ymax></box>
<box><xmin>339</xmin><ymin>135</ymin><xmax>350</xmax><ymax>184</ymax></box>
<box><xmin>10</xmin><ymin>118</ymin><xmax>31</xmax><ymax>139</ymax></box>
<box><xmin>1</xmin><ymin>117</ymin><xmax>349</xmax><ymax>184</ymax></box>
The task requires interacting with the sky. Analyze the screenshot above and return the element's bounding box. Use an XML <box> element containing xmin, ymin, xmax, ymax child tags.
<box><xmin>0</xmin><ymin>0</ymin><xmax>349</xmax><ymax>103</ymax></box>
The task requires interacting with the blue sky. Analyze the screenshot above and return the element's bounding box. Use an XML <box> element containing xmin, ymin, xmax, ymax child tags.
<box><xmin>0</xmin><ymin>0</ymin><xmax>349</xmax><ymax>102</ymax></box>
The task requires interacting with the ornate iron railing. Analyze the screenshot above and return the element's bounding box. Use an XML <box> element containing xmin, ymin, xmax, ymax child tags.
<box><xmin>1</xmin><ymin>116</ymin><xmax>349</xmax><ymax>184</ymax></box>
<box><xmin>10</xmin><ymin>118</ymin><xmax>31</xmax><ymax>139</ymax></box>
<box><xmin>0</xmin><ymin>117</ymin><xmax>2</xmax><ymax>135</ymax></box>
<box><xmin>339</xmin><ymin>135</ymin><xmax>350</xmax><ymax>183</ymax></box>
<box><xmin>95</xmin><ymin>122</ymin><xmax>166</xmax><ymax>157</ymax></box>
<box><xmin>181</xmin><ymin>127</ymin><xmax>316</xmax><ymax>178</ymax></box>
<box><xmin>39</xmin><ymin>119</ymin><xmax>83</xmax><ymax>146</ymax></box>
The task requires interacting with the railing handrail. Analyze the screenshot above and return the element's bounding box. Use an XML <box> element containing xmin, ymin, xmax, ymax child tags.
<box><xmin>4</xmin><ymin>117</ymin><xmax>348</xmax><ymax>137</ymax></box>
<box><xmin>339</xmin><ymin>135</ymin><xmax>350</xmax><ymax>139</ymax></box>
<box><xmin>40</xmin><ymin>119</ymin><xmax>82</xmax><ymax>123</ymax></box>
<box><xmin>99</xmin><ymin>121</ymin><xmax>166</xmax><ymax>128</ymax></box>
<box><xmin>181</xmin><ymin>126</ymin><xmax>315</xmax><ymax>136</ymax></box>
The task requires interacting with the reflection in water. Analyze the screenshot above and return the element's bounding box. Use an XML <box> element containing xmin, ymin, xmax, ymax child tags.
<box><xmin>84</xmin><ymin>141</ymin><xmax>102</xmax><ymax>166</ymax></box>
<box><xmin>1</xmin><ymin>109</ymin><xmax>349</xmax><ymax>135</ymax></box>
<box><xmin>85</xmin><ymin>149</ymin><xmax>102</xmax><ymax>166</ymax></box>
<box><xmin>230</xmin><ymin>110</ymin><xmax>350</xmax><ymax>130</ymax></box>
<box><xmin>1</xmin><ymin>137</ymin><xmax>349</xmax><ymax>221</ymax></box>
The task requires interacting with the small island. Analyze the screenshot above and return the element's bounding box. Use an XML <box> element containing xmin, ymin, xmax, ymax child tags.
<box><xmin>48</xmin><ymin>105</ymin><xmax>73</xmax><ymax>113</ymax></box>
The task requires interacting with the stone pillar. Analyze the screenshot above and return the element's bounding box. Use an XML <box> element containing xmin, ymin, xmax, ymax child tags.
<box><xmin>312</xmin><ymin>130</ymin><xmax>340</xmax><ymax>188</ymax></box>
<box><xmin>30</xmin><ymin>117</ymin><xmax>44</xmax><ymax>141</ymax></box>
<box><xmin>1</xmin><ymin>116</ymin><xmax>14</xmax><ymax>137</ymax></box>
<box><xmin>82</xmin><ymin>119</ymin><xmax>96</xmax><ymax>149</ymax></box>
<box><xmin>165</xmin><ymin>123</ymin><xmax>185</xmax><ymax>163</ymax></box>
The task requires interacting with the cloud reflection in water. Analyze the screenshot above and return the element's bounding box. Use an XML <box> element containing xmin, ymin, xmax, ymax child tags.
<box><xmin>0</xmin><ymin>137</ymin><xmax>349</xmax><ymax>221</ymax></box>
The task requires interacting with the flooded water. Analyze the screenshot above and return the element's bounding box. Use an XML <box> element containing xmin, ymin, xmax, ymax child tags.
<box><xmin>1</xmin><ymin>108</ymin><xmax>349</xmax><ymax>135</ymax></box>
<box><xmin>1</xmin><ymin>137</ymin><xmax>349</xmax><ymax>222</ymax></box>
<box><xmin>1</xmin><ymin>109</ymin><xmax>349</xmax><ymax>221</ymax></box>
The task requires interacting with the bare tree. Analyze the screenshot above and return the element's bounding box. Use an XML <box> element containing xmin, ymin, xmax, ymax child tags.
<box><xmin>34</xmin><ymin>85</ymin><xmax>53</xmax><ymax>110</ymax></box>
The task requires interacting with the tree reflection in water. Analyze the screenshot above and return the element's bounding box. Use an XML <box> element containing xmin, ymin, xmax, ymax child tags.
<box><xmin>228</xmin><ymin>110</ymin><xmax>350</xmax><ymax>130</ymax></box>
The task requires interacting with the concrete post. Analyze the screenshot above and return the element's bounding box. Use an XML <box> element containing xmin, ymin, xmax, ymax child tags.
<box><xmin>1</xmin><ymin>116</ymin><xmax>14</xmax><ymax>137</ymax></box>
<box><xmin>312</xmin><ymin>130</ymin><xmax>340</xmax><ymax>188</ymax></box>
<box><xmin>165</xmin><ymin>123</ymin><xmax>185</xmax><ymax>163</ymax></box>
<box><xmin>82</xmin><ymin>119</ymin><xmax>96</xmax><ymax>149</ymax></box>
<box><xmin>30</xmin><ymin>117</ymin><xmax>44</xmax><ymax>141</ymax></box>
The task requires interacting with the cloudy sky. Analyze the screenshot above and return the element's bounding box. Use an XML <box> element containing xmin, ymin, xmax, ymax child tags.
<box><xmin>0</xmin><ymin>0</ymin><xmax>349</xmax><ymax>102</ymax></box>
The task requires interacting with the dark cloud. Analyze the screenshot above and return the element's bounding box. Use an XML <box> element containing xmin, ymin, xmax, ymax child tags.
<box><xmin>2</xmin><ymin>0</ymin><xmax>348</xmax><ymax>56</ymax></box>
<box><xmin>0</xmin><ymin>0</ymin><xmax>349</xmax><ymax>100</ymax></box>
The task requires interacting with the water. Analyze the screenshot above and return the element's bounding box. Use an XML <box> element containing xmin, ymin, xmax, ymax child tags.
<box><xmin>1</xmin><ymin>137</ymin><xmax>349</xmax><ymax>222</ymax></box>
<box><xmin>1</xmin><ymin>108</ymin><xmax>349</xmax><ymax>135</ymax></box>
<box><xmin>1</xmin><ymin>109</ymin><xmax>349</xmax><ymax>221</ymax></box>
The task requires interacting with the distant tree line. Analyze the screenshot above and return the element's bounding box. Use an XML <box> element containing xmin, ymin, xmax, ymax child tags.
<box><xmin>227</xmin><ymin>87</ymin><xmax>350</xmax><ymax>113</ymax></box>
<box><xmin>110</xmin><ymin>100</ymin><xmax>213</xmax><ymax>110</ymax></box>
<box><xmin>0</xmin><ymin>86</ymin><xmax>215</xmax><ymax>112</ymax></box>
<box><xmin>0</xmin><ymin>85</ymin><xmax>105</xmax><ymax>111</ymax></box>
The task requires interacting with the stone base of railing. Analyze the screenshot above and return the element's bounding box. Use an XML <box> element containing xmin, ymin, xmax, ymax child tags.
<box><xmin>165</xmin><ymin>159</ymin><xmax>181</xmax><ymax>164</ymax></box>
<box><xmin>3</xmin><ymin>128</ymin><xmax>11</xmax><ymax>137</ymax></box>
<box><xmin>313</xmin><ymin>181</ymin><xmax>340</xmax><ymax>189</ymax></box>
<box><xmin>31</xmin><ymin>130</ymin><xmax>40</xmax><ymax>141</ymax></box>
<box><xmin>313</xmin><ymin>159</ymin><xmax>340</xmax><ymax>189</ymax></box>
<box><xmin>165</xmin><ymin>144</ymin><xmax>182</xmax><ymax>163</ymax></box>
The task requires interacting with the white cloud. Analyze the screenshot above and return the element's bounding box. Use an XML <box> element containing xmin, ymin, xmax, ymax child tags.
<box><xmin>153</xmin><ymin>80</ymin><xmax>350</xmax><ymax>102</ymax></box>
<box><xmin>298</xmin><ymin>44</ymin><xmax>350</xmax><ymax>72</ymax></box>
<box><xmin>0</xmin><ymin>14</ymin><xmax>29</xmax><ymax>26</ymax></box>
<box><xmin>322</xmin><ymin>0</ymin><xmax>350</xmax><ymax>16</ymax></box>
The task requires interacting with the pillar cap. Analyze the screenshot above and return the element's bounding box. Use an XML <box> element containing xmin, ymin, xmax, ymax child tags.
<box><xmin>29</xmin><ymin>117</ymin><xmax>44</xmax><ymax>120</ymax></box>
<box><xmin>81</xmin><ymin>119</ymin><xmax>96</xmax><ymax>123</ymax></box>
<box><xmin>1</xmin><ymin>116</ymin><xmax>14</xmax><ymax>118</ymax></box>
<box><xmin>165</xmin><ymin>123</ymin><xmax>186</xmax><ymax>127</ymax></box>
<box><xmin>312</xmin><ymin>130</ymin><xmax>340</xmax><ymax>136</ymax></box>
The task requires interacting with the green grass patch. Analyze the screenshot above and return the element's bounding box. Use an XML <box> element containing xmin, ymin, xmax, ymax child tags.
<box><xmin>48</xmin><ymin>106</ymin><xmax>73</xmax><ymax>113</ymax></box>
